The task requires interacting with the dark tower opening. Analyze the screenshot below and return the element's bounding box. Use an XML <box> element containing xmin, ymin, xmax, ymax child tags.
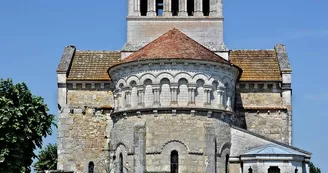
<box><xmin>203</xmin><ymin>0</ymin><xmax>210</xmax><ymax>16</ymax></box>
<box><xmin>171</xmin><ymin>150</ymin><xmax>179</xmax><ymax>173</ymax></box>
<box><xmin>187</xmin><ymin>0</ymin><xmax>194</xmax><ymax>16</ymax></box>
<box><xmin>268</xmin><ymin>166</ymin><xmax>281</xmax><ymax>173</ymax></box>
<box><xmin>88</xmin><ymin>162</ymin><xmax>94</xmax><ymax>173</ymax></box>
<box><xmin>156</xmin><ymin>0</ymin><xmax>164</xmax><ymax>16</ymax></box>
<box><xmin>119</xmin><ymin>153</ymin><xmax>123</xmax><ymax>173</ymax></box>
<box><xmin>140</xmin><ymin>0</ymin><xmax>148</xmax><ymax>16</ymax></box>
<box><xmin>172</xmin><ymin>0</ymin><xmax>179</xmax><ymax>16</ymax></box>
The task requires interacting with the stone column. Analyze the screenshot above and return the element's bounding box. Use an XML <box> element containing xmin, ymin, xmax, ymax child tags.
<box><xmin>153</xmin><ymin>85</ymin><xmax>161</xmax><ymax>106</ymax></box>
<box><xmin>188</xmin><ymin>84</ymin><xmax>196</xmax><ymax>105</ymax></box>
<box><xmin>209</xmin><ymin>0</ymin><xmax>218</xmax><ymax>16</ymax></box>
<box><xmin>163</xmin><ymin>0</ymin><xmax>172</xmax><ymax>16</ymax></box>
<box><xmin>204</xmin><ymin>87</ymin><xmax>212</xmax><ymax>106</ymax></box>
<box><xmin>125</xmin><ymin>89</ymin><xmax>132</xmax><ymax>108</ymax></box>
<box><xmin>134</xmin><ymin>122</ymin><xmax>146</xmax><ymax>173</ymax></box>
<box><xmin>137</xmin><ymin>87</ymin><xmax>144</xmax><ymax>107</ymax></box>
<box><xmin>204</xmin><ymin>123</ymin><xmax>216</xmax><ymax>173</ymax></box>
<box><xmin>179</xmin><ymin>0</ymin><xmax>188</xmax><ymax>16</ymax></box>
<box><xmin>217</xmin><ymin>89</ymin><xmax>224</xmax><ymax>109</ymax></box>
<box><xmin>134</xmin><ymin>0</ymin><xmax>141</xmax><ymax>16</ymax></box>
<box><xmin>148</xmin><ymin>0</ymin><xmax>156</xmax><ymax>16</ymax></box>
<box><xmin>226</xmin><ymin>90</ymin><xmax>232</xmax><ymax>111</ymax></box>
<box><xmin>194</xmin><ymin>0</ymin><xmax>203</xmax><ymax>16</ymax></box>
<box><xmin>170</xmin><ymin>83</ymin><xmax>178</xmax><ymax>105</ymax></box>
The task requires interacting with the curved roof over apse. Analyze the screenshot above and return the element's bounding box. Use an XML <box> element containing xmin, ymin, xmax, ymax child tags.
<box><xmin>123</xmin><ymin>28</ymin><xmax>229</xmax><ymax>64</ymax></box>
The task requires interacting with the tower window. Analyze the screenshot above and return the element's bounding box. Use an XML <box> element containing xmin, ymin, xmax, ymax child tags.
<box><xmin>119</xmin><ymin>153</ymin><xmax>123</xmax><ymax>173</ymax></box>
<box><xmin>203</xmin><ymin>0</ymin><xmax>210</xmax><ymax>16</ymax></box>
<box><xmin>140</xmin><ymin>0</ymin><xmax>147</xmax><ymax>16</ymax></box>
<box><xmin>156</xmin><ymin>0</ymin><xmax>164</xmax><ymax>16</ymax></box>
<box><xmin>172</xmin><ymin>0</ymin><xmax>179</xmax><ymax>16</ymax></box>
<box><xmin>88</xmin><ymin>161</ymin><xmax>94</xmax><ymax>173</ymax></box>
<box><xmin>268</xmin><ymin>166</ymin><xmax>280</xmax><ymax>173</ymax></box>
<box><xmin>171</xmin><ymin>150</ymin><xmax>179</xmax><ymax>173</ymax></box>
<box><xmin>187</xmin><ymin>0</ymin><xmax>194</xmax><ymax>16</ymax></box>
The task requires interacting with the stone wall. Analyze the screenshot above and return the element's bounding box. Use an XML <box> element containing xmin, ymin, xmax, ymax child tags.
<box><xmin>110</xmin><ymin>113</ymin><xmax>232</xmax><ymax>173</ymax></box>
<box><xmin>238</xmin><ymin>110</ymin><xmax>289</xmax><ymax>143</ymax></box>
<box><xmin>124</xmin><ymin>19</ymin><xmax>226</xmax><ymax>52</ymax></box>
<box><xmin>58</xmin><ymin>88</ymin><xmax>114</xmax><ymax>173</ymax></box>
<box><xmin>67</xmin><ymin>88</ymin><xmax>114</xmax><ymax>108</ymax></box>
<box><xmin>58</xmin><ymin>109</ymin><xmax>111</xmax><ymax>173</ymax></box>
<box><xmin>235</xmin><ymin>82</ymin><xmax>290</xmax><ymax>144</ymax></box>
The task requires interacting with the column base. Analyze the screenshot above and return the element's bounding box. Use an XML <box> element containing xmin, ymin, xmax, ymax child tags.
<box><xmin>147</xmin><ymin>12</ymin><xmax>157</xmax><ymax>17</ymax></box>
<box><xmin>194</xmin><ymin>11</ymin><xmax>203</xmax><ymax>17</ymax></box>
<box><xmin>163</xmin><ymin>12</ymin><xmax>172</xmax><ymax>17</ymax></box>
<box><xmin>209</xmin><ymin>12</ymin><xmax>219</xmax><ymax>17</ymax></box>
<box><xmin>179</xmin><ymin>12</ymin><xmax>188</xmax><ymax>16</ymax></box>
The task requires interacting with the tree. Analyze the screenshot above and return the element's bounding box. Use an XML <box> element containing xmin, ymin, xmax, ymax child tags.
<box><xmin>0</xmin><ymin>78</ymin><xmax>55</xmax><ymax>173</ymax></box>
<box><xmin>34</xmin><ymin>143</ymin><xmax>57</xmax><ymax>172</ymax></box>
<box><xmin>309</xmin><ymin>162</ymin><xmax>321</xmax><ymax>173</ymax></box>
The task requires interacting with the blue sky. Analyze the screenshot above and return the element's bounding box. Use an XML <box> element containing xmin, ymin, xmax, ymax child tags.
<box><xmin>0</xmin><ymin>0</ymin><xmax>327</xmax><ymax>172</ymax></box>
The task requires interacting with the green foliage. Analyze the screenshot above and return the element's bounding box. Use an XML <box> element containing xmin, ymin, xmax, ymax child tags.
<box><xmin>310</xmin><ymin>162</ymin><xmax>321</xmax><ymax>173</ymax></box>
<box><xmin>34</xmin><ymin>143</ymin><xmax>57</xmax><ymax>172</ymax></box>
<box><xmin>0</xmin><ymin>78</ymin><xmax>55</xmax><ymax>173</ymax></box>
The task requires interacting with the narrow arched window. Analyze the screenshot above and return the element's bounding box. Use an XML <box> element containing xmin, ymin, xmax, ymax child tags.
<box><xmin>140</xmin><ymin>0</ymin><xmax>148</xmax><ymax>16</ymax></box>
<box><xmin>295</xmin><ymin>168</ymin><xmax>298</xmax><ymax>173</ymax></box>
<box><xmin>248</xmin><ymin>167</ymin><xmax>253</xmax><ymax>173</ymax></box>
<box><xmin>156</xmin><ymin>0</ymin><xmax>164</xmax><ymax>16</ymax></box>
<box><xmin>88</xmin><ymin>161</ymin><xmax>94</xmax><ymax>173</ymax></box>
<box><xmin>119</xmin><ymin>153</ymin><xmax>123</xmax><ymax>173</ymax></box>
<box><xmin>225</xmin><ymin>154</ymin><xmax>229</xmax><ymax>173</ymax></box>
<box><xmin>268</xmin><ymin>166</ymin><xmax>280</xmax><ymax>173</ymax></box>
<box><xmin>172</xmin><ymin>0</ymin><xmax>179</xmax><ymax>16</ymax></box>
<box><xmin>187</xmin><ymin>0</ymin><xmax>194</xmax><ymax>16</ymax></box>
<box><xmin>203</xmin><ymin>0</ymin><xmax>210</xmax><ymax>16</ymax></box>
<box><xmin>171</xmin><ymin>150</ymin><xmax>179</xmax><ymax>173</ymax></box>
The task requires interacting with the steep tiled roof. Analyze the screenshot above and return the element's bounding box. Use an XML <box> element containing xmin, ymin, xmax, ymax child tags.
<box><xmin>67</xmin><ymin>51</ymin><xmax>121</xmax><ymax>81</ymax></box>
<box><xmin>230</xmin><ymin>50</ymin><xmax>281</xmax><ymax>81</ymax></box>
<box><xmin>123</xmin><ymin>28</ymin><xmax>228</xmax><ymax>64</ymax></box>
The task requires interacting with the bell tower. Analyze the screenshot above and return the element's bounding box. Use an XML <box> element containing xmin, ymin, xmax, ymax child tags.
<box><xmin>122</xmin><ymin>0</ymin><xmax>227</xmax><ymax>59</ymax></box>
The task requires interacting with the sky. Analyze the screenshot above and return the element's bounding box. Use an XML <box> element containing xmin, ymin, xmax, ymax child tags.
<box><xmin>0</xmin><ymin>0</ymin><xmax>327</xmax><ymax>172</ymax></box>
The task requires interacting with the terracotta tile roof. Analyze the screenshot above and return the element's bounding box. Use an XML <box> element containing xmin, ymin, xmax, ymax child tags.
<box><xmin>230</xmin><ymin>50</ymin><xmax>281</xmax><ymax>81</ymax></box>
<box><xmin>67</xmin><ymin>51</ymin><xmax>121</xmax><ymax>81</ymax></box>
<box><xmin>123</xmin><ymin>28</ymin><xmax>228</xmax><ymax>64</ymax></box>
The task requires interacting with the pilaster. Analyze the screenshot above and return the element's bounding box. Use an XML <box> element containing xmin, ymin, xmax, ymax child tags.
<box><xmin>134</xmin><ymin>122</ymin><xmax>146</xmax><ymax>173</ymax></box>
<box><xmin>204</xmin><ymin>123</ymin><xmax>216</xmax><ymax>173</ymax></box>
<box><xmin>194</xmin><ymin>0</ymin><xmax>203</xmax><ymax>16</ymax></box>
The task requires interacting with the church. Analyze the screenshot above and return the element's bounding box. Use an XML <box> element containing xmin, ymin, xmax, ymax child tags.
<box><xmin>56</xmin><ymin>0</ymin><xmax>311</xmax><ymax>172</ymax></box>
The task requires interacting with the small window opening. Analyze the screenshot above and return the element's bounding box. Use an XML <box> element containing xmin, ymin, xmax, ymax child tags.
<box><xmin>140</xmin><ymin>0</ymin><xmax>148</xmax><ymax>16</ymax></box>
<box><xmin>119</xmin><ymin>153</ymin><xmax>123</xmax><ymax>173</ymax></box>
<box><xmin>295</xmin><ymin>168</ymin><xmax>299</xmax><ymax>173</ymax></box>
<box><xmin>171</xmin><ymin>150</ymin><xmax>179</xmax><ymax>173</ymax></box>
<box><xmin>203</xmin><ymin>0</ymin><xmax>210</xmax><ymax>16</ymax></box>
<box><xmin>172</xmin><ymin>0</ymin><xmax>179</xmax><ymax>16</ymax></box>
<box><xmin>187</xmin><ymin>0</ymin><xmax>194</xmax><ymax>16</ymax></box>
<box><xmin>88</xmin><ymin>161</ymin><xmax>94</xmax><ymax>173</ymax></box>
<box><xmin>268</xmin><ymin>166</ymin><xmax>280</xmax><ymax>173</ymax></box>
<box><xmin>248</xmin><ymin>166</ymin><xmax>253</xmax><ymax>173</ymax></box>
<box><xmin>156</xmin><ymin>0</ymin><xmax>164</xmax><ymax>16</ymax></box>
<box><xmin>225</xmin><ymin>154</ymin><xmax>229</xmax><ymax>173</ymax></box>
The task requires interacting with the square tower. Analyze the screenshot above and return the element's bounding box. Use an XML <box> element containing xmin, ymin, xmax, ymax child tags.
<box><xmin>122</xmin><ymin>0</ymin><xmax>227</xmax><ymax>59</ymax></box>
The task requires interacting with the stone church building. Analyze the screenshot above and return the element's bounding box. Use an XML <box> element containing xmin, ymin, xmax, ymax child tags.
<box><xmin>56</xmin><ymin>0</ymin><xmax>311</xmax><ymax>172</ymax></box>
